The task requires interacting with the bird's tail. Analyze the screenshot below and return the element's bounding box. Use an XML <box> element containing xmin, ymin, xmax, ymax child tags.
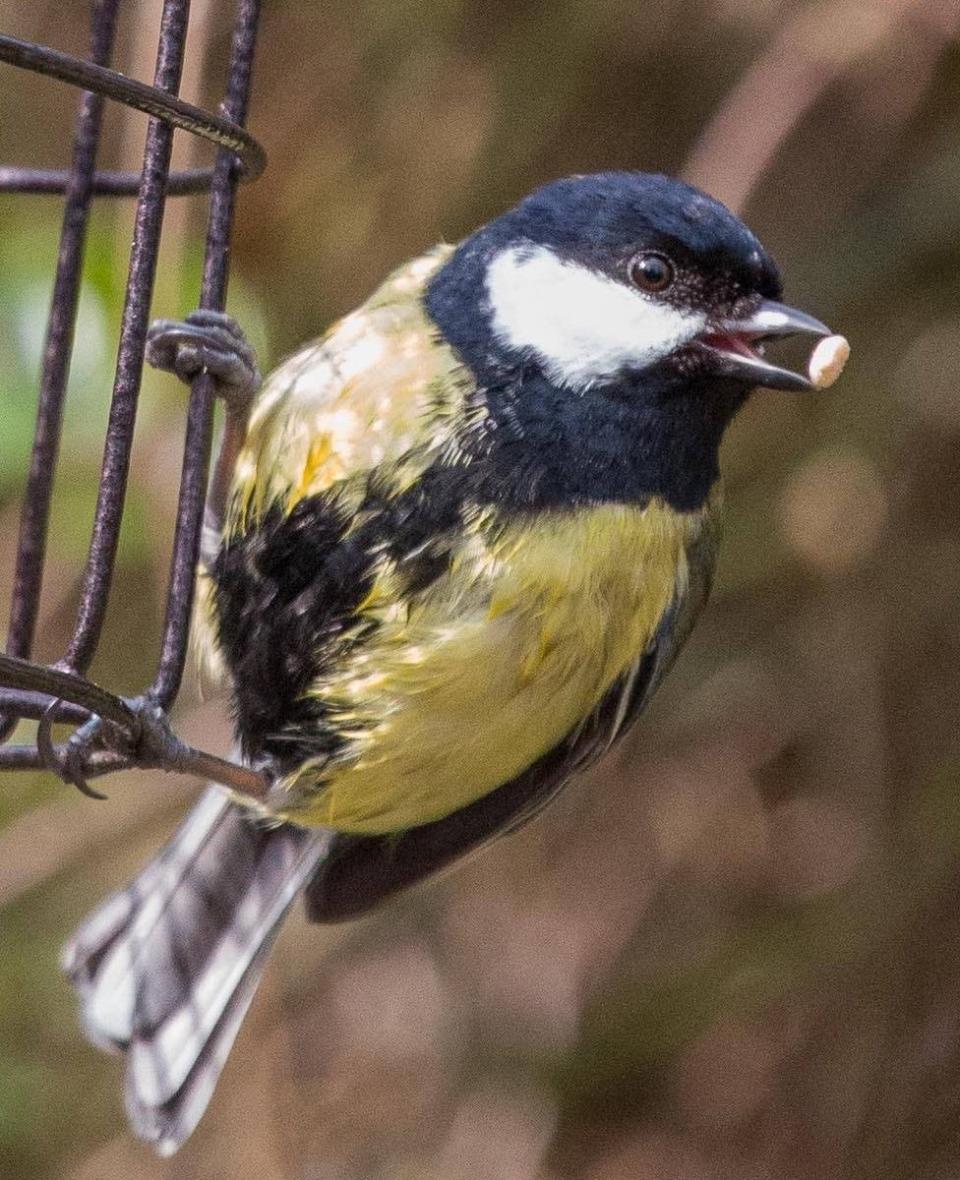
<box><xmin>62</xmin><ymin>787</ymin><xmax>329</xmax><ymax>1155</ymax></box>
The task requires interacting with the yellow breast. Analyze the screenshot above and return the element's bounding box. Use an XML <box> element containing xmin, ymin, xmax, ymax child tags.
<box><xmin>275</xmin><ymin>497</ymin><xmax>711</xmax><ymax>834</ymax></box>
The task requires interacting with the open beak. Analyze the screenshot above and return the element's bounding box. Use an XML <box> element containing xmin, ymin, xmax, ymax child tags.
<box><xmin>696</xmin><ymin>298</ymin><xmax>832</xmax><ymax>391</ymax></box>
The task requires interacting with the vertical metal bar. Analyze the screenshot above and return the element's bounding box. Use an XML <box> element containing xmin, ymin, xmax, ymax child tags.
<box><xmin>150</xmin><ymin>0</ymin><xmax>262</xmax><ymax>707</ymax></box>
<box><xmin>0</xmin><ymin>0</ymin><xmax>121</xmax><ymax>741</ymax></box>
<box><xmin>64</xmin><ymin>0</ymin><xmax>191</xmax><ymax>674</ymax></box>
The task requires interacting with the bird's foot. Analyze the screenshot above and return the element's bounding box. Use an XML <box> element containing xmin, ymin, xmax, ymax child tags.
<box><xmin>40</xmin><ymin>693</ymin><xmax>252</xmax><ymax>799</ymax></box>
<box><xmin>39</xmin><ymin>694</ymin><xmax>196</xmax><ymax>800</ymax></box>
<box><xmin>146</xmin><ymin>309</ymin><xmax>261</xmax><ymax>416</ymax></box>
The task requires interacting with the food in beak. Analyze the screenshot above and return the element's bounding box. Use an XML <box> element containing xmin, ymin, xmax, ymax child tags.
<box><xmin>696</xmin><ymin>299</ymin><xmax>845</xmax><ymax>392</ymax></box>
<box><xmin>807</xmin><ymin>334</ymin><xmax>850</xmax><ymax>390</ymax></box>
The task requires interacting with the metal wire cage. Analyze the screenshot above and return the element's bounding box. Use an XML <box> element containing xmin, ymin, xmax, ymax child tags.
<box><xmin>0</xmin><ymin>0</ymin><xmax>267</xmax><ymax>798</ymax></box>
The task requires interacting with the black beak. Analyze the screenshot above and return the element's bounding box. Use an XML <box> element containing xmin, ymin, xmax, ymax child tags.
<box><xmin>696</xmin><ymin>298</ymin><xmax>832</xmax><ymax>392</ymax></box>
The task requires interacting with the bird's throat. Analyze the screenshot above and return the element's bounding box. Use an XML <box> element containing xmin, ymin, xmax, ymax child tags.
<box><xmin>467</xmin><ymin>370</ymin><xmax>743</xmax><ymax>514</ymax></box>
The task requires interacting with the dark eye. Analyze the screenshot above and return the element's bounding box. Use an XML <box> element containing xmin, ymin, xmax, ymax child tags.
<box><xmin>629</xmin><ymin>252</ymin><xmax>675</xmax><ymax>293</ymax></box>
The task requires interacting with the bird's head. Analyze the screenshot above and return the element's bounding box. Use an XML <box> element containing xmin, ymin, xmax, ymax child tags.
<box><xmin>427</xmin><ymin>171</ymin><xmax>832</xmax><ymax>400</ymax></box>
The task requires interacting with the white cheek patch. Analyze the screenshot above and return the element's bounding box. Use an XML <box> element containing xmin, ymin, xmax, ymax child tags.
<box><xmin>485</xmin><ymin>245</ymin><xmax>705</xmax><ymax>390</ymax></box>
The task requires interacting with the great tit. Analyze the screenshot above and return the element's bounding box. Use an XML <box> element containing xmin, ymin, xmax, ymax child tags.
<box><xmin>62</xmin><ymin>171</ymin><xmax>847</xmax><ymax>1153</ymax></box>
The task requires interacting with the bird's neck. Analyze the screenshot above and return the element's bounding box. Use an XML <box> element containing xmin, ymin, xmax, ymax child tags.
<box><xmin>461</xmin><ymin>369</ymin><xmax>746</xmax><ymax>514</ymax></box>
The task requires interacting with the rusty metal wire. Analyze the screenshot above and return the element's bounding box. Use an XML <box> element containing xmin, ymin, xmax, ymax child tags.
<box><xmin>0</xmin><ymin>0</ymin><xmax>269</xmax><ymax>801</ymax></box>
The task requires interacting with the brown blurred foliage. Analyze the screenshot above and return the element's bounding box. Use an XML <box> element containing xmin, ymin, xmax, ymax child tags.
<box><xmin>2</xmin><ymin>1</ymin><xmax>960</xmax><ymax>1177</ymax></box>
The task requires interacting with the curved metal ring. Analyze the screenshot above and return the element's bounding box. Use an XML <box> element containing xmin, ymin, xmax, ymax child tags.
<box><xmin>0</xmin><ymin>653</ymin><xmax>140</xmax><ymax>733</ymax></box>
<box><xmin>0</xmin><ymin>32</ymin><xmax>266</xmax><ymax>196</ymax></box>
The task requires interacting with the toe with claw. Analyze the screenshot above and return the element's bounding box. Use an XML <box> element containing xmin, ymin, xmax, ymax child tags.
<box><xmin>38</xmin><ymin>694</ymin><xmax>271</xmax><ymax>801</ymax></box>
<box><xmin>147</xmin><ymin>309</ymin><xmax>261</xmax><ymax>548</ymax></box>
<box><xmin>38</xmin><ymin>704</ymin><xmax>134</xmax><ymax>799</ymax></box>
<box><xmin>146</xmin><ymin>308</ymin><xmax>261</xmax><ymax>414</ymax></box>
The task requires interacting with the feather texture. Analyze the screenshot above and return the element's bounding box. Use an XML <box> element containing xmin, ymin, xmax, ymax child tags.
<box><xmin>63</xmin><ymin>788</ymin><xmax>328</xmax><ymax>1154</ymax></box>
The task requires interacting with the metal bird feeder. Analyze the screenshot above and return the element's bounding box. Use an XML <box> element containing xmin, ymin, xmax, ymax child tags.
<box><xmin>0</xmin><ymin>0</ymin><xmax>266</xmax><ymax>797</ymax></box>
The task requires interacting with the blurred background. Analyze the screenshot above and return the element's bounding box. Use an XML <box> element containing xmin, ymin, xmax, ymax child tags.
<box><xmin>2</xmin><ymin>0</ymin><xmax>960</xmax><ymax>1176</ymax></box>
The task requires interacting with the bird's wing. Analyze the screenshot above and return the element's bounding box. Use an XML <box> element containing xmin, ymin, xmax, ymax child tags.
<box><xmin>227</xmin><ymin>243</ymin><xmax>462</xmax><ymax>529</ymax></box>
<box><xmin>302</xmin><ymin>500</ymin><xmax>722</xmax><ymax>920</ymax></box>
<box><xmin>193</xmin><ymin>244</ymin><xmax>463</xmax><ymax>684</ymax></box>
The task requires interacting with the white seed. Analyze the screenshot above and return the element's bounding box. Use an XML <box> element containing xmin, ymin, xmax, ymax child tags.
<box><xmin>808</xmin><ymin>334</ymin><xmax>850</xmax><ymax>389</ymax></box>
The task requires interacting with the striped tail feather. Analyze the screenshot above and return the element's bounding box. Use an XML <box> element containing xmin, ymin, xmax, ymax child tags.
<box><xmin>62</xmin><ymin>787</ymin><xmax>329</xmax><ymax>1155</ymax></box>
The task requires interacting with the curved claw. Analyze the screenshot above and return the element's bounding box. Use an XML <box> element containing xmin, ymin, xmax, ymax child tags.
<box><xmin>64</xmin><ymin>730</ymin><xmax>109</xmax><ymax>801</ymax></box>
<box><xmin>37</xmin><ymin>703</ymin><xmax>109</xmax><ymax>800</ymax></box>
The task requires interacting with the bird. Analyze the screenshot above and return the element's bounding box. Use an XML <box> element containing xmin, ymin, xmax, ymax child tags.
<box><xmin>61</xmin><ymin>171</ymin><xmax>846</xmax><ymax>1154</ymax></box>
